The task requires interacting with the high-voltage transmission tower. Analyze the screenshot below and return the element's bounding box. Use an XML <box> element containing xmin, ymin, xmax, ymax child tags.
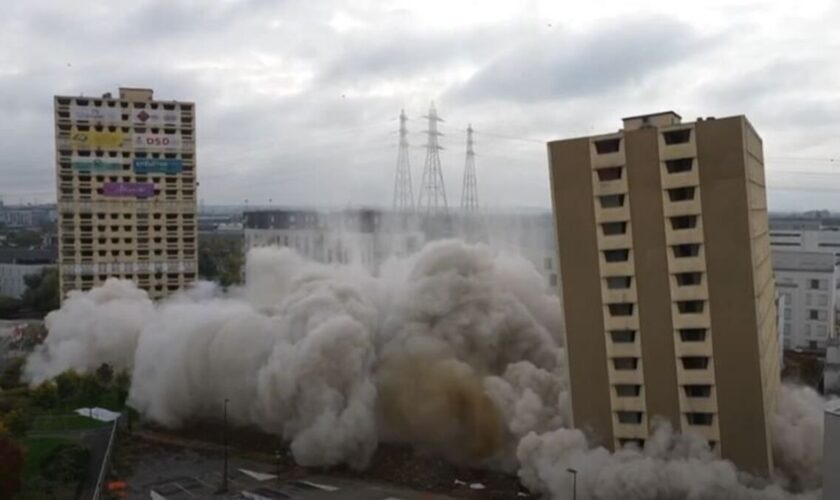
<box><xmin>460</xmin><ymin>124</ymin><xmax>479</xmax><ymax>212</ymax></box>
<box><xmin>392</xmin><ymin>109</ymin><xmax>414</xmax><ymax>212</ymax></box>
<box><xmin>417</xmin><ymin>102</ymin><xmax>448</xmax><ymax>214</ymax></box>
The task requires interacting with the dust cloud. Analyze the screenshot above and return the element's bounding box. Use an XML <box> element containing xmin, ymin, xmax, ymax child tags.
<box><xmin>24</xmin><ymin>240</ymin><xmax>829</xmax><ymax>498</ymax></box>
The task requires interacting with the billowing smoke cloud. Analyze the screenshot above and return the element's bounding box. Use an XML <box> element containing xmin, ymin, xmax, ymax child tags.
<box><xmin>24</xmin><ymin>240</ymin><xmax>829</xmax><ymax>498</ymax></box>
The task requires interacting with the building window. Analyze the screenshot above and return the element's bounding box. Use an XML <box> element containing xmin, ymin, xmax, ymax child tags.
<box><xmin>681</xmin><ymin>356</ymin><xmax>710</xmax><ymax>370</ymax></box>
<box><xmin>594</xmin><ymin>138</ymin><xmax>621</xmax><ymax>154</ymax></box>
<box><xmin>672</xmin><ymin>244</ymin><xmax>700</xmax><ymax>258</ymax></box>
<box><xmin>615</xmin><ymin>385</ymin><xmax>641</xmax><ymax>397</ymax></box>
<box><xmin>663</xmin><ymin>129</ymin><xmax>692</xmax><ymax>145</ymax></box>
<box><xmin>613</xmin><ymin>357</ymin><xmax>638</xmax><ymax>370</ymax></box>
<box><xmin>544</xmin><ymin>257</ymin><xmax>552</xmax><ymax>270</ymax></box>
<box><xmin>686</xmin><ymin>412</ymin><xmax>714</xmax><ymax>426</ymax></box>
<box><xmin>608</xmin><ymin>303</ymin><xmax>634</xmax><ymax>316</ymax></box>
<box><xmin>599</xmin><ymin>194</ymin><xmax>625</xmax><ymax>208</ymax></box>
<box><xmin>610</xmin><ymin>330</ymin><xmax>636</xmax><ymax>343</ymax></box>
<box><xmin>670</xmin><ymin>215</ymin><xmax>698</xmax><ymax>230</ymax></box>
<box><xmin>618</xmin><ymin>438</ymin><xmax>645</xmax><ymax>449</ymax></box>
<box><xmin>667</xmin><ymin>186</ymin><xmax>696</xmax><ymax>202</ymax></box>
<box><xmin>549</xmin><ymin>273</ymin><xmax>558</xmax><ymax>287</ymax></box>
<box><xmin>596</xmin><ymin>167</ymin><xmax>623</xmax><ymax>181</ymax></box>
<box><xmin>665</xmin><ymin>158</ymin><xmax>694</xmax><ymax>173</ymax></box>
<box><xmin>809</xmin><ymin>309</ymin><xmax>820</xmax><ymax>320</ymax></box>
<box><xmin>601</xmin><ymin>221</ymin><xmax>628</xmax><ymax>235</ymax></box>
<box><xmin>617</xmin><ymin>411</ymin><xmax>643</xmax><ymax>424</ymax></box>
<box><xmin>606</xmin><ymin>276</ymin><xmax>632</xmax><ymax>289</ymax></box>
<box><xmin>809</xmin><ymin>279</ymin><xmax>821</xmax><ymax>290</ymax></box>
<box><xmin>679</xmin><ymin>328</ymin><xmax>707</xmax><ymax>342</ymax></box>
<box><xmin>604</xmin><ymin>249</ymin><xmax>630</xmax><ymax>262</ymax></box>
<box><xmin>677</xmin><ymin>300</ymin><xmax>705</xmax><ymax>314</ymax></box>
<box><xmin>675</xmin><ymin>272</ymin><xmax>702</xmax><ymax>286</ymax></box>
<box><xmin>684</xmin><ymin>385</ymin><xmax>712</xmax><ymax>398</ymax></box>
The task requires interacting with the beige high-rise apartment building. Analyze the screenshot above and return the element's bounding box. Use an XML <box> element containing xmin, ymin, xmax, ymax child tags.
<box><xmin>55</xmin><ymin>88</ymin><xmax>197</xmax><ymax>300</ymax></box>
<box><xmin>549</xmin><ymin>112</ymin><xmax>779</xmax><ymax>475</ymax></box>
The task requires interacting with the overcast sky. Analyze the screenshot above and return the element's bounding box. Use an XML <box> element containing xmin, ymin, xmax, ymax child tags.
<box><xmin>1</xmin><ymin>0</ymin><xmax>839</xmax><ymax>211</ymax></box>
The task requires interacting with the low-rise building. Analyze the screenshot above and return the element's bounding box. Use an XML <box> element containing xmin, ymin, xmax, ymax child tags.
<box><xmin>244</xmin><ymin>209</ymin><xmax>424</xmax><ymax>271</ymax></box>
<box><xmin>773</xmin><ymin>251</ymin><xmax>837</xmax><ymax>350</ymax></box>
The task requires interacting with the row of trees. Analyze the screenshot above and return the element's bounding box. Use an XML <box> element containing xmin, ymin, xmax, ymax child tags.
<box><xmin>0</xmin><ymin>267</ymin><xmax>59</xmax><ymax>318</ymax></box>
<box><xmin>198</xmin><ymin>236</ymin><xmax>244</xmax><ymax>287</ymax></box>
<box><xmin>0</xmin><ymin>362</ymin><xmax>129</xmax><ymax>498</ymax></box>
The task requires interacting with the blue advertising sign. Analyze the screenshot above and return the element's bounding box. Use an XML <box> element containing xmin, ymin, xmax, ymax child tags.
<box><xmin>133</xmin><ymin>158</ymin><xmax>183</xmax><ymax>174</ymax></box>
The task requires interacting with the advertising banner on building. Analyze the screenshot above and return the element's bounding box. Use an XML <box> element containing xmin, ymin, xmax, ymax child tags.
<box><xmin>132</xmin><ymin>133</ymin><xmax>182</xmax><ymax>151</ymax></box>
<box><xmin>70</xmin><ymin>131</ymin><xmax>125</xmax><ymax>149</ymax></box>
<box><xmin>103</xmin><ymin>182</ymin><xmax>155</xmax><ymax>198</ymax></box>
<box><xmin>131</xmin><ymin>109</ymin><xmax>179</xmax><ymax>125</ymax></box>
<box><xmin>69</xmin><ymin>105</ymin><xmax>122</xmax><ymax>122</ymax></box>
<box><xmin>71</xmin><ymin>159</ymin><xmax>123</xmax><ymax>171</ymax></box>
<box><xmin>133</xmin><ymin>158</ymin><xmax>183</xmax><ymax>174</ymax></box>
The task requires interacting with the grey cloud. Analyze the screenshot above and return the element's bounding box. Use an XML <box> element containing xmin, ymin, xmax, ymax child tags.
<box><xmin>1</xmin><ymin>2</ymin><xmax>839</xmax><ymax>210</ymax></box>
<box><xmin>449</xmin><ymin>16</ymin><xmax>704</xmax><ymax>104</ymax></box>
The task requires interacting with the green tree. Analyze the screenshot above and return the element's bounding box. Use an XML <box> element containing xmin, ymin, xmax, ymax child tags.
<box><xmin>5</xmin><ymin>229</ymin><xmax>42</xmax><ymax>248</ymax></box>
<box><xmin>0</xmin><ymin>357</ymin><xmax>24</xmax><ymax>390</ymax></box>
<box><xmin>95</xmin><ymin>363</ymin><xmax>114</xmax><ymax>386</ymax></box>
<box><xmin>21</xmin><ymin>267</ymin><xmax>59</xmax><ymax>314</ymax></box>
<box><xmin>114</xmin><ymin>370</ymin><xmax>131</xmax><ymax>408</ymax></box>
<box><xmin>0</xmin><ymin>426</ymin><xmax>24</xmax><ymax>499</ymax></box>
<box><xmin>0</xmin><ymin>296</ymin><xmax>22</xmax><ymax>317</ymax></box>
<box><xmin>55</xmin><ymin>371</ymin><xmax>82</xmax><ymax>404</ymax></box>
<box><xmin>2</xmin><ymin>408</ymin><xmax>31</xmax><ymax>437</ymax></box>
<box><xmin>30</xmin><ymin>381</ymin><xmax>59</xmax><ymax>411</ymax></box>
<box><xmin>78</xmin><ymin>374</ymin><xmax>102</xmax><ymax>408</ymax></box>
<box><xmin>40</xmin><ymin>443</ymin><xmax>90</xmax><ymax>484</ymax></box>
<box><xmin>198</xmin><ymin>237</ymin><xmax>244</xmax><ymax>287</ymax></box>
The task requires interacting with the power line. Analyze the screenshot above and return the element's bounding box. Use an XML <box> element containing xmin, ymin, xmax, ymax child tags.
<box><xmin>417</xmin><ymin>102</ymin><xmax>448</xmax><ymax>215</ymax></box>
<box><xmin>460</xmin><ymin>124</ymin><xmax>479</xmax><ymax>213</ymax></box>
<box><xmin>392</xmin><ymin>109</ymin><xmax>415</xmax><ymax>213</ymax></box>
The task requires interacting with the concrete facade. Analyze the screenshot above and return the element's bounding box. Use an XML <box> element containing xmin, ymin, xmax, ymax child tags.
<box><xmin>773</xmin><ymin>251</ymin><xmax>837</xmax><ymax>350</ymax></box>
<box><xmin>54</xmin><ymin>88</ymin><xmax>197</xmax><ymax>300</ymax></box>
<box><xmin>824</xmin><ymin>401</ymin><xmax>840</xmax><ymax>500</ymax></box>
<box><xmin>825</xmin><ymin>339</ymin><xmax>840</xmax><ymax>396</ymax></box>
<box><xmin>548</xmin><ymin>112</ymin><xmax>779</xmax><ymax>475</ymax></box>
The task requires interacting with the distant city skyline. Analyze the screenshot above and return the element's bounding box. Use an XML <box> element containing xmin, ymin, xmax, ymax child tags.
<box><xmin>1</xmin><ymin>0</ymin><xmax>839</xmax><ymax>210</ymax></box>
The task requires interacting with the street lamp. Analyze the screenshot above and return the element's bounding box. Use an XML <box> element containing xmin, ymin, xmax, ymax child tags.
<box><xmin>219</xmin><ymin>398</ymin><xmax>230</xmax><ymax>493</ymax></box>
<box><xmin>567</xmin><ymin>468</ymin><xmax>578</xmax><ymax>500</ymax></box>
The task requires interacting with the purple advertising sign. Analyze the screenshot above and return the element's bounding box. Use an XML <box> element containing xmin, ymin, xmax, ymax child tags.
<box><xmin>103</xmin><ymin>182</ymin><xmax>155</xmax><ymax>198</ymax></box>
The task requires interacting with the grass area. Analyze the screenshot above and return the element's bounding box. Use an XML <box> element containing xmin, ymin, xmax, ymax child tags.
<box><xmin>30</xmin><ymin>413</ymin><xmax>109</xmax><ymax>432</ymax></box>
<box><xmin>18</xmin><ymin>435</ymin><xmax>86</xmax><ymax>500</ymax></box>
<box><xmin>20</xmin><ymin>435</ymin><xmax>74</xmax><ymax>480</ymax></box>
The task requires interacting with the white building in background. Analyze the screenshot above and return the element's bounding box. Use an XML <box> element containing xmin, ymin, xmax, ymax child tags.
<box><xmin>243</xmin><ymin>209</ymin><xmax>425</xmax><ymax>271</ymax></box>
<box><xmin>769</xmin><ymin>217</ymin><xmax>840</xmax><ymax>350</ymax></box>
<box><xmin>773</xmin><ymin>251</ymin><xmax>837</xmax><ymax>350</ymax></box>
<box><xmin>243</xmin><ymin>208</ymin><xmax>561</xmax><ymax>294</ymax></box>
